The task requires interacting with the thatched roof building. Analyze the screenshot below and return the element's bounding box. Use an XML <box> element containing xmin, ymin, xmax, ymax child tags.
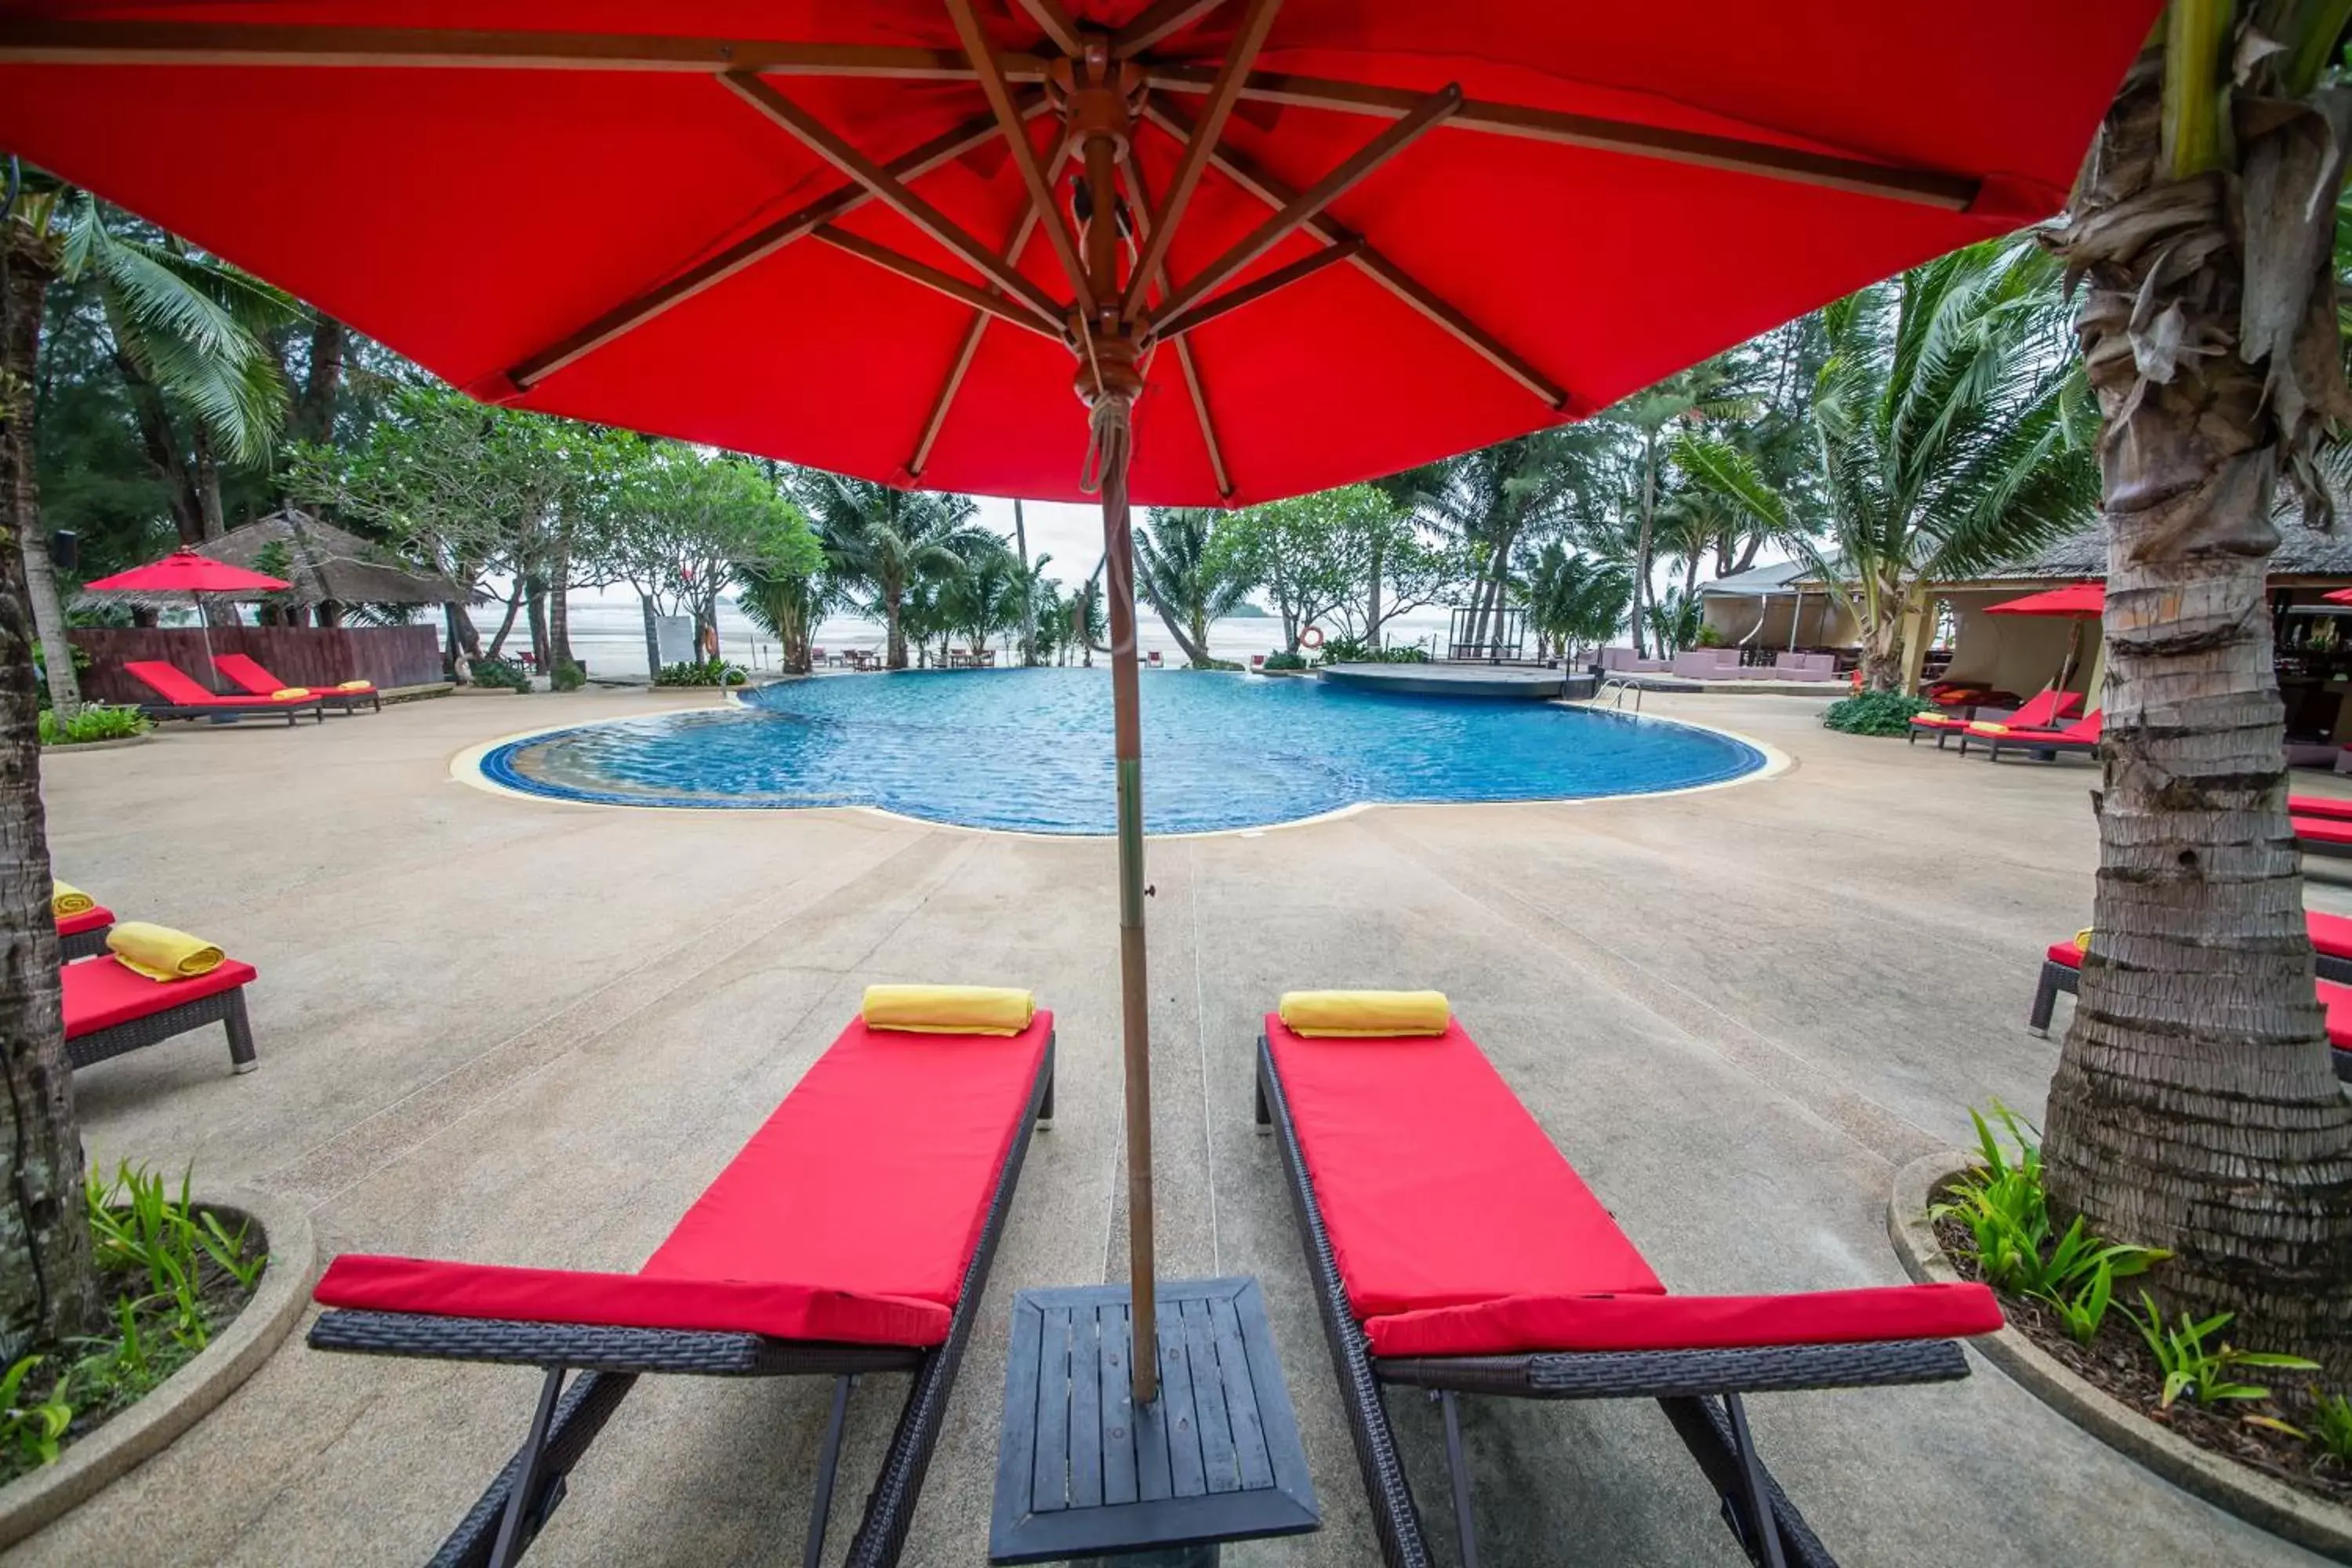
<box><xmin>196</xmin><ymin>510</ymin><xmax>470</xmax><ymax>608</ymax></box>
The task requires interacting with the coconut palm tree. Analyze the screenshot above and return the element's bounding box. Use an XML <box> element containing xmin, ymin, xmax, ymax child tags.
<box><xmin>1392</xmin><ymin>430</ymin><xmax>1604</xmax><ymax>652</ymax></box>
<box><xmin>1674</xmin><ymin>240</ymin><xmax>2098</xmax><ymax>691</ymax></box>
<box><xmin>1523</xmin><ymin>542</ymin><xmax>1629</xmax><ymax>662</ymax></box>
<box><xmin>2037</xmin><ymin>6</ymin><xmax>2352</xmax><ymax>1374</ymax></box>
<box><xmin>938</xmin><ymin>539</ymin><xmax>1028</xmax><ymax>658</ymax></box>
<box><xmin>795</xmin><ymin>472</ymin><xmax>985</xmax><ymax>669</ymax></box>
<box><xmin>1599</xmin><ymin>357</ymin><xmax>1759</xmax><ymax>655</ymax></box>
<box><xmin>1134</xmin><ymin>508</ymin><xmax>1253</xmax><ymax>668</ymax></box>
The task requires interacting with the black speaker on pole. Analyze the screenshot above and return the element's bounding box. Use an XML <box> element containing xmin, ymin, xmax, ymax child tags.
<box><xmin>47</xmin><ymin>531</ymin><xmax>77</xmax><ymax>572</ymax></box>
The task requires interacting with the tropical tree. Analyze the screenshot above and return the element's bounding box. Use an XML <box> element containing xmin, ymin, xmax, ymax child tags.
<box><xmin>1598</xmin><ymin>358</ymin><xmax>1759</xmax><ymax>655</ymax></box>
<box><xmin>796</xmin><ymin>473</ymin><xmax>984</xmax><ymax>669</ymax></box>
<box><xmin>2038</xmin><ymin>5</ymin><xmax>2352</xmax><ymax>1374</ymax></box>
<box><xmin>1210</xmin><ymin>484</ymin><xmax>1398</xmax><ymax>652</ymax></box>
<box><xmin>608</xmin><ymin>447</ymin><xmax>812</xmax><ymax>662</ymax></box>
<box><xmin>1675</xmin><ymin>241</ymin><xmax>2097</xmax><ymax>690</ymax></box>
<box><xmin>1388</xmin><ymin>430</ymin><xmax>1603</xmax><ymax>652</ymax></box>
<box><xmin>938</xmin><ymin>539</ymin><xmax>1028</xmax><ymax>657</ymax></box>
<box><xmin>1068</xmin><ymin>570</ymin><xmax>1106</xmax><ymax>666</ymax></box>
<box><xmin>1524</xmin><ymin>543</ymin><xmax>1630</xmax><ymax>662</ymax></box>
<box><xmin>1643</xmin><ymin>586</ymin><xmax>1704</xmax><ymax>659</ymax></box>
<box><xmin>1134</xmin><ymin>508</ymin><xmax>1254</xmax><ymax>667</ymax></box>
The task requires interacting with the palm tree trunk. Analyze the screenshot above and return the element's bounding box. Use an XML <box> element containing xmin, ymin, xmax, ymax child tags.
<box><xmin>638</xmin><ymin>592</ymin><xmax>661</xmax><ymax>681</ymax></box>
<box><xmin>0</xmin><ymin>222</ymin><xmax>96</xmax><ymax>1356</ymax></box>
<box><xmin>2042</xmin><ymin>49</ymin><xmax>2352</xmax><ymax>1374</ymax></box>
<box><xmin>524</xmin><ymin>576</ymin><xmax>550</xmax><ymax>673</ymax></box>
<box><xmin>192</xmin><ymin>430</ymin><xmax>226</xmax><ymax>541</ymax></box>
<box><xmin>885</xmin><ymin>584</ymin><xmax>906</xmax><ymax>669</ymax></box>
<box><xmin>4</xmin><ymin>234</ymin><xmax>76</xmax><ymax>723</ymax></box>
<box><xmin>547</xmin><ymin>543</ymin><xmax>573</xmax><ymax>673</ymax></box>
<box><xmin>297</xmin><ymin>316</ymin><xmax>345</xmax><ymax>445</ymax></box>
<box><xmin>1014</xmin><ymin>499</ymin><xmax>1036</xmax><ymax>666</ymax></box>
<box><xmin>1631</xmin><ymin>430</ymin><xmax>1658</xmax><ymax>657</ymax></box>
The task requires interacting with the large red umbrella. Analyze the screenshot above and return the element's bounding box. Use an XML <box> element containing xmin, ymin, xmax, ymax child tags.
<box><xmin>82</xmin><ymin>546</ymin><xmax>292</xmax><ymax>688</ymax></box>
<box><xmin>0</xmin><ymin>2</ymin><xmax>2161</xmax><ymax>1406</ymax></box>
<box><xmin>1985</xmin><ymin>581</ymin><xmax>2104</xmax><ymax>616</ymax></box>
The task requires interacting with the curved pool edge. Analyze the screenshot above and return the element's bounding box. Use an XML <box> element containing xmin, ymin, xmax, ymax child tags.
<box><xmin>449</xmin><ymin>694</ymin><xmax>1789</xmax><ymax>839</ymax></box>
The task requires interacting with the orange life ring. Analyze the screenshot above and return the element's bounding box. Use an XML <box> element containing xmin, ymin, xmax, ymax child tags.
<box><xmin>1300</xmin><ymin>626</ymin><xmax>1324</xmax><ymax>649</ymax></box>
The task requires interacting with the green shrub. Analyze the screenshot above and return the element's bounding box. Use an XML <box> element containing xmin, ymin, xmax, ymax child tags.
<box><xmin>1695</xmin><ymin>623</ymin><xmax>1725</xmax><ymax>648</ymax></box>
<box><xmin>1822</xmin><ymin>689</ymin><xmax>1929</xmax><ymax>736</ymax></box>
<box><xmin>468</xmin><ymin>657</ymin><xmax>530</xmax><ymax>691</ymax></box>
<box><xmin>2131</xmin><ymin>1294</ymin><xmax>2318</xmax><ymax>1410</ymax></box>
<box><xmin>38</xmin><ymin>704</ymin><xmax>149</xmax><ymax>746</ymax></box>
<box><xmin>1314</xmin><ymin>637</ymin><xmax>1430</xmax><ymax>666</ymax></box>
<box><xmin>550</xmin><ymin>659</ymin><xmax>586</xmax><ymax>692</ymax></box>
<box><xmin>1262</xmin><ymin>651</ymin><xmax>1308</xmax><ymax>672</ymax></box>
<box><xmin>654</xmin><ymin>659</ymin><xmax>749</xmax><ymax>688</ymax></box>
<box><xmin>2303</xmin><ymin>1389</ymin><xmax>2352</xmax><ymax>1465</ymax></box>
<box><xmin>1</xmin><ymin>1356</ymin><xmax>70</xmax><ymax>1473</ymax></box>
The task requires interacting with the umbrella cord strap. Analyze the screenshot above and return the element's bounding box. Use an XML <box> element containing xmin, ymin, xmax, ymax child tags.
<box><xmin>1080</xmin><ymin>393</ymin><xmax>1131</xmax><ymax>497</ymax></box>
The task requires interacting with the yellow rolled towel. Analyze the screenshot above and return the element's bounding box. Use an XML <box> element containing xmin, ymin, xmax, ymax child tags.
<box><xmin>336</xmin><ymin>680</ymin><xmax>373</xmax><ymax>691</ymax></box>
<box><xmin>1279</xmin><ymin>989</ymin><xmax>1451</xmax><ymax>1038</ymax></box>
<box><xmin>51</xmin><ymin>881</ymin><xmax>94</xmax><ymax>918</ymax></box>
<box><xmin>2074</xmin><ymin>927</ymin><xmax>2092</xmax><ymax>953</ymax></box>
<box><xmin>107</xmin><ymin>922</ymin><xmax>224</xmax><ymax>982</ymax></box>
<box><xmin>1968</xmin><ymin>722</ymin><xmax>2009</xmax><ymax>735</ymax></box>
<box><xmin>862</xmin><ymin>984</ymin><xmax>1034</xmax><ymax>1036</ymax></box>
<box><xmin>272</xmin><ymin>688</ymin><xmax>311</xmax><ymax>700</ymax></box>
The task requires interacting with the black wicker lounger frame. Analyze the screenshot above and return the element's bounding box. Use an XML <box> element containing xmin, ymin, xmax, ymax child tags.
<box><xmin>69</xmin><ymin>981</ymin><xmax>256</xmax><ymax>1074</ymax></box>
<box><xmin>2299</xmin><ymin>829</ymin><xmax>2352</xmax><ymax>862</ymax></box>
<box><xmin>2031</xmin><ymin>958</ymin><xmax>2352</xmax><ymax>1083</ymax></box>
<box><xmin>58</xmin><ymin>923</ymin><xmax>111</xmax><ymax>961</ymax></box>
<box><xmin>136</xmin><ymin>695</ymin><xmax>327</xmax><ymax>725</ymax></box>
<box><xmin>1254</xmin><ymin>1034</ymin><xmax>1972</xmax><ymax>1568</ymax></box>
<box><xmin>310</xmin><ymin>1036</ymin><xmax>1054</xmax><ymax>1568</ymax></box>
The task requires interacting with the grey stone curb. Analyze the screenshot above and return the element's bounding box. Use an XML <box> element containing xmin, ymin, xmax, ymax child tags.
<box><xmin>0</xmin><ymin>1188</ymin><xmax>316</xmax><ymax>1551</ymax></box>
<box><xmin>1889</xmin><ymin>1151</ymin><xmax>2352</xmax><ymax>1564</ymax></box>
<box><xmin>40</xmin><ymin>734</ymin><xmax>154</xmax><ymax>753</ymax></box>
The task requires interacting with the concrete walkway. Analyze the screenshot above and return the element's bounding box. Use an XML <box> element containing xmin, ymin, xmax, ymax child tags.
<box><xmin>14</xmin><ymin>686</ymin><xmax>2339</xmax><ymax>1566</ymax></box>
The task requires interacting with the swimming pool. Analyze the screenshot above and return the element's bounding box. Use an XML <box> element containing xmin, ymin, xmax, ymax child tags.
<box><xmin>479</xmin><ymin>669</ymin><xmax>1766</xmax><ymax>833</ymax></box>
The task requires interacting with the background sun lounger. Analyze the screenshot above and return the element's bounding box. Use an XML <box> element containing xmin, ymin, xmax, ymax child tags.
<box><xmin>2032</xmin><ymin>932</ymin><xmax>2352</xmax><ymax>1082</ymax></box>
<box><xmin>122</xmin><ymin>659</ymin><xmax>326</xmax><ymax>725</ymax></box>
<box><xmin>1254</xmin><ymin>1008</ymin><xmax>1998</xmax><ymax>1568</ymax></box>
<box><xmin>63</xmin><ymin>952</ymin><xmax>258</xmax><ymax>1074</ymax></box>
<box><xmin>56</xmin><ymin>902</ymin><xmax>114</xmax><ymax>960</ymax></box>
<box><xmin>1907</xmin><ymin>688</ymin><xmax>2079</xmax><ymax>749</ymax></box>
<box><xmin>1958</xmin><ymin>708</ymin><xmax>2101</xmax><ymax>761</ymax></box>
<box><xmin>308</xmin><ymin>1008</ymin><xmax>1054</xmax><ymax>1568</ymax></box>
<box><xmin>212</xmin><ymin>652</ymin><xmax>382</xmax><ymax>714</ymax></box>
<box><xmin>2296</xmin><ymin>814</ymin><xmax>2352</xmax><ymax>860</ymax></box>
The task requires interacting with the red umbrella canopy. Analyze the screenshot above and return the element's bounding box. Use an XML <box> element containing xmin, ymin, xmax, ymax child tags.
<box><xmin>1984</xmin><ymin>582</ymin><xmax>2105</xmax><ymax>617</ymax></box>
<box><xmin>82</xmin><ymin>547</ymin><xmax>291</xmax><ymax>595</ymax></box>
<box><xmin>0</xmin><ymin>2</ymin><xmax>2160</xmax><ymax>506</ymax></box>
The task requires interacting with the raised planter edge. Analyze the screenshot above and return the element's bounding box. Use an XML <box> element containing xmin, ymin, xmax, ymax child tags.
<box><xmin>0</xmin><ymin>1187</ymin><xmax>316</xmax><ymax>1551</ymax></box>
<box><xmin>1888</xmin><ymin>1150</ymin><xmax>2352</xmax><ymax>1564</ymax></box>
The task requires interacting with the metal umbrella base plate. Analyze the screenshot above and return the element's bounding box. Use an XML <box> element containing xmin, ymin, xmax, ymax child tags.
<box><xmin>989</xmin><ymin>1277</ymin><xmax>1319</xmax><ymax>1565</ymax></box>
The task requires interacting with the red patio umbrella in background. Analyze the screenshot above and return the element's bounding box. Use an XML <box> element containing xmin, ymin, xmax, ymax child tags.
<box><xmin>81</xmin><ymin>546</ymin><xmax>292</xmax><ymax>688</ymax></box>
<box><xmin>0</xmin><ymin>1</ymin><xmax>2164</xmax><ymax>1421</ymax></box>
<box><xmin>1986</xmin><ymin>580</ymin><xmax>2104</xmax><ymax>692</ymax></box>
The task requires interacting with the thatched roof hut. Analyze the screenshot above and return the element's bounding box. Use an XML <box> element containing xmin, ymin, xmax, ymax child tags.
<box><xmin>194</xmin><ymin>510</ymin><xmax>470</xmax><ymax>611</ymax></box>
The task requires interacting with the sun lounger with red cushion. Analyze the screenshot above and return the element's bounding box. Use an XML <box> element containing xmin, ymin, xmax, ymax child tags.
<box><xmin>308</xmin><ymin>1007</ymin><xmax>1055</xmax><ymax>1568</ymax></box>
<box><xmin>1254</xmin><ymin>1007</ymin><xmax>2001</xmax><ymax>1567</ymax></box>
<box><xmin>210</xmin><ymin>651</ymin><xmax>381</xmax><ymax>714</ymax></box>
<box><xmin>2296</xmin><ymin>814</ymin><xmax>2352</xmax><ymax>860</ymax></box>
<box><xmin>2031</xmin><ymin>929</ymin><xmax>2352</xmax><ymax>1082</ymax></box>
<box><xmin>2291</xmin><ymin>795</ymin><xmax>2352</xmax><ymax>822</ymax></box>
<box><xmin>1907</xmin><ymin>688</ymin><xmax>2078</xmax><ymax>749</ymax></box>
<box><xmin>122</xmin><ymin>659</ymin><xmax>325</xmax><ymax>724</ymax></box>
<box><xmin>1957</xmin><ymin>708</ymin><xmax>2101</xmax><ymax>761</ymax></box>
<box><xmin>63</xmin><ymin>953</ymin><xmax>258</xmax><ymax>1073</ymax></box>
<box><xmin>56</xmin><ymin>901</ymin><xmax>114</xmax><ymax>961</ymax></box>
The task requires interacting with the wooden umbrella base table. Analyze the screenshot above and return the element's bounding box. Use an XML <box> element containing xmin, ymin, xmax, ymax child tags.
<box><xmin>990</xmin><ymin>1277</ymin><xmax>1318</xmax><ymax>1564</ymax></box>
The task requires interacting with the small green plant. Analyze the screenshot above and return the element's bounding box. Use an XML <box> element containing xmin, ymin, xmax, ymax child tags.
<box><xmin>1262</xmin><ymin>650</ymin><xmax>1308</xmax><ymax>671</ymax></box>
<box><xmin>38</xmin><ymin>703</ymin><xmax>150</xmax><ymax>746</ymax></box>
<box><xmin>2303</xmin><ymin>1389</ymin><xmax>2352</xmax><ymax>1465</ymax></box>
<box><xmin>2130</xmin><ymin>1293</ymin><xmax>2320</xmax><ymax>1410</ymax></box>
<box><xmin>549</xmin><ymin>659</ymin><xmax>586</xmax><ymax>692</ymax></box>
<box><xmin>468</xmin><ymin>656</ymin><xmax>530</xmax><ymax>691</ymax></box>
<box><xmin>654</xmin><ymin>659</ymin><xmax>748</xmax><ymax>688</ymax></box>
<box><xmin>1931</xmin><ymin>1105</ymin><xmax>2162</xmax><ymax>1326</ymax></box>
<box><xmin>1694</xmin><ymin>623</ymin><xmax>1725</xmax><ymax>648</ymax></box>
<box><xmin>1822</xmin><ymin>689</ymin><xmax>1930</xmax><ymax>736</ymax></box>
<box><xmin>1</xmin><ymin>1356</ymin><xmax>71</xmax><ymax>1472</ymax></box>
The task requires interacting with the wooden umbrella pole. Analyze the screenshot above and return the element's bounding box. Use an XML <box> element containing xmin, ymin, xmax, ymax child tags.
<box><xmin>1064</xmin><ymin>34</ymin><xmax>1160</xmax><ymax>1405</ymax></box>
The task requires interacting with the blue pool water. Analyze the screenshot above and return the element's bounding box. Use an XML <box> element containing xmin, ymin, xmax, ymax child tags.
<box><xmin>481</xmin><ymin>669</ymin><xmax>1765</xmax><ymax>833</ymax></box>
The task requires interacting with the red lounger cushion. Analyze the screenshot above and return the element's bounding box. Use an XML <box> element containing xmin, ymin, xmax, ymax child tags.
<box><xmin>1363</xmin><ymin>1283</ymin><xmax>2004</xmax><ymax>1358</ymax></box>
<box><xmin>2312</xmin><ymin>911</ymin><xmax>2352</xmax><ymax>962</ymax></box>
<box><xmin>1264</xmin><ymin>1015</ymin><xmax>1664</xmax><ymax>1318</ymax></box>
<box><xmin>314</xmin><ymin>1011</ymin><xmax>1052</xmax><ymax>1346</ymax></box>
<box><xmin>2320</xmin><ymin>982</ymin><xmax>2352</xmax><ymax>1051</ymax></box>
<box><xmin>56</xmin><ymin>905</ymin><xmax>113</xmax><ymax>938</ymax></box>
<box><xmin>61</xmin><ymin>954</ymin><xmax>256</xmax><ymax>1039</ymax></box>
<box><xmin>2045</xmin><ymin>940</ymin><xmax>2082</xmax><ymax>968</ymax></box>
<box><xmin>2296</xmin><ymin>816</ymin><xmax>2352</xmax><ymax>846</ymax></box>
<box><xmin>312</xmin><ymin>1256</ymin><xmax>950</xmax><ymax>1346</ymax></box>
<box><xmin>2291</xmin><ymin>796</ymin><xmax>2352</xmax><ymax>822</ymax></box>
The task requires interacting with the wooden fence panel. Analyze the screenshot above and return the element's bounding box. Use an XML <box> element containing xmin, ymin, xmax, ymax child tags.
<box><xmin>69</xmin><ymin>625</ymin><xmax>444</xmax><ymax>703</ymax></box>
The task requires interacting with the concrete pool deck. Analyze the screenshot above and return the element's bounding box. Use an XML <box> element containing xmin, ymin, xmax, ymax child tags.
<box><xmin>17</xmin><ymin>684</ymin><xmax>2343</xmax><ymax>1566</ymax></box>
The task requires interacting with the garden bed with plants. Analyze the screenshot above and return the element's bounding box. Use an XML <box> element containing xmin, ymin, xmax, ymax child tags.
<box><xmin>1821</xmin><ymin>689</ymin><xmax>1929</xmax><ymax>735</ymax></box>
<box><xmin>2</xmin><ymin>1166</ymin><xmax>267</xmax><ymax>1486</ymax></box>
<box><xmin>653</xmin><ymin>658</ymin><xmax>749</xmax><ymax>688</ymax></box>
<box><xmin>37</xmin><ymin>706</ymin><xmax>150</xmax><ymax>749</ymax></box>
<box><xmin>1932</xmin><ymin>1107</ymin><xmax>2351</xmax><ymax>1511</ymax></box>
